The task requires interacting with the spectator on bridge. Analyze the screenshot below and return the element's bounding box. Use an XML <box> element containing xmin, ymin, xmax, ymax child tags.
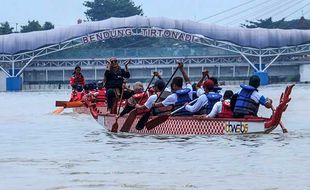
<box><xmin>104</xmin><ymin>57</ymin><xmax>131</xmax><ymax>113</ymax></box>
<box><xmin>232</xmin><ymin>75</ymin><xmax>272</xmax><ymax>118</ymax></box>
<box><xmin>70</xmin><ymin>66</ymin><xmax>86</xmax><ymax>88</ymax></box>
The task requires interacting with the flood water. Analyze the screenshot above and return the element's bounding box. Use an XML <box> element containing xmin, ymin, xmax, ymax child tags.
<box><xmin>0</xmin><ymin>84</ymin><xmax>309</xmax><ymax>190</ymax></box>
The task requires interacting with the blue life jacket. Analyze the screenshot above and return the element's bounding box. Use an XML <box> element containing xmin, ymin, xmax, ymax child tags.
<box><xmin>205</xmin><ymin>93</ymin><xmax>222</xmax><ymax>114</ymax></box>
<box><xmin>173</xmin><ymin>88</ymin><xmax>192</xmax><ymax>116</ymax></box>
<box><xmin>233</xmin><ymin>84</ymin><xmax>259</xmax><ymax>116</ymax></box>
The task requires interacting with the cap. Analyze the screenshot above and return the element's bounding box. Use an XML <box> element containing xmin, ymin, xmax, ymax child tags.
<box><xmin>203</xmin><ymin>79</ymin><xmax>214</xmax><ymax>89</ymax></box>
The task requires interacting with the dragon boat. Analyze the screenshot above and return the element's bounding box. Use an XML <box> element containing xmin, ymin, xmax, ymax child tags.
<box><xmin>83</xmin><ymin>84</ymin><xmax>294</xmax><ymax>135</ymax></box>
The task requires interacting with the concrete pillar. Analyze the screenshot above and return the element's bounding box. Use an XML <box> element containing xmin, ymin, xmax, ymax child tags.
<box><xmin>254</xmin><ymin>71</ymin><xmax>269</xmax><ymax>85</ymax></box>
<box><xmin>0</xmin><ymin>71</ymin><xmax>6</xmax><ymax>91</ymax></box>
<box><xmin>300</xmin><ymin>64</ymin><xmax>310</xmax><ymax>82</ymax></box>
<box><xmin>6</xmin><ymin>76</ymin><xmax>22</xmax><ymax>91</ymax></box>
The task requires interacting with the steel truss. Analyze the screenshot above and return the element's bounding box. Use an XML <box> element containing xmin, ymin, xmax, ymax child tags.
<box><xmin>1</xmin><ymin>27</ymin><xmax>310</xmax><ymax>77</ymax></box>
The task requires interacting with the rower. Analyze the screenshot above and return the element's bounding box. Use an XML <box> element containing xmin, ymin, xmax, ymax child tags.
<box><xmin>206</xmin><ymin>90</ymin><xmax>234</xmax><ymax>118</ymax></box>
<box><xmin>233</xmin><ymin>75</ymin><xmax>272</xmax><ymax>118</ymax></box>
<box><xmin>153</xmin><ymin>62</ymin><xmax>193</xmax><ymax>116</ymax></box>
<box><xmin>184</xmin><ymin>79</ymin><xmax>221</xmax><ymax>114</ymax></box>
<box><xmin>95</xmin><ymin>81</ymin><xmax>106</xmax><ymax>107</ymax></box>
<box><xmin>120</xmin><ymin>81</ymin><xmax>148</xmax><ymax>116</ymax></box>
<box><xmin>70</xmin><ymin>84</ymin><xmax>84</xmax><ymax>102</ymax></box>
<box><xmin>135</xmin><ymin>79</ymin><xmax>166</xmax><ymax>111</ymax></box>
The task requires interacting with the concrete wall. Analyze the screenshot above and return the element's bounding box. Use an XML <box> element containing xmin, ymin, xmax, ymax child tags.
<box><xmin>300</xmin><ymin>64</ymin><xmax>310</xmax><ymax>82</ymax></box>
<box><xmin>0</xmin><ymin>71</ymin><xmax>6</xmax><ymax>91</ymax></box>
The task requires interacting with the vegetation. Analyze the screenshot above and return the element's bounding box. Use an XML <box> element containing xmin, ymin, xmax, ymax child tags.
<box><xmin>20</xmin><ymin>20</ymin><xmax>55</xmax><ymax>33</ymax></box>
<box><xmin>0</xmin><ymin>22</ymin><xmax>14</xmax><ymax>35</ymax></box>
<box><xmin>242</xmin><ymin>16</ymin><xmax>310</xmax><ymax>29</ymax></box>
<box><xmin>84</xmin><ymin>0</ymin><xmax>143</xmax><ymax>21</ymax></box>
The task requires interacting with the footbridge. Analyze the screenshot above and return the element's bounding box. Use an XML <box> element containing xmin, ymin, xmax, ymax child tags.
<box><xmin>1</xmin><ymin>15</ymin><xmax>310</xmax><ymax>91</ymax></box>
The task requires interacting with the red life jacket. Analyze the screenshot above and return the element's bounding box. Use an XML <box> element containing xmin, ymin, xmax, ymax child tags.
<box><xmin>70</xmin><ymin>91</ymin><xmax>83</xmax><ymax>102</ymax></box>
<box><xmin>132</xmin><ymin>92</ymin><xmax>149</xmax><ymax>105</ymax></box>
<box><xmin>96</xmin><ymin>88</ymin><xmax>106</xmax><ymax>102</ymax></box>
<box><xmin>217</xmin><ymin>100</ymin><xmax>233</xmax><ymax>118</ymax></box>
<box><xmin>96</xmin><ymin>88</ymin><xmax>107</xmax><ymax>107</ymax></box>
<box><xmin>148</xmin><ymin>87</ymin><xmax>155</xmax><ymax>95</ymax></box>
<box><xmin>70</xmin><ymin>73</ymin><xmax>85</xmax><ymax>87</ymax></box>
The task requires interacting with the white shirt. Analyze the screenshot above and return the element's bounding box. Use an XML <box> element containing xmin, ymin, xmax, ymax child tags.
<box><xmin>207</xmin><ymin>100</ymin><xmax>224</xmax><ymax>118</ymax></box>
<box><xmin>144</xmin><ymin>94</ymin><xmax>157</xmax><ymax>109</ymax></box>
<box><xmin>196</xmin><ymin>87</ymin><xmax>205</xmax><ymax>97</ymax></box>
<box><xmin>162</xmin><ymin>84</ymin><xmax>193</xmax><ymax>107</ymax></box>
<box><xmin>185</xmin><ymin>94</ymin><xmax>208</xmax><ymax>113</ymax></box>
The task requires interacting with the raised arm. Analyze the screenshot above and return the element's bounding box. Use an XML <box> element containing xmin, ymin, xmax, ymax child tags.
<box><xmin>197</xmin><ymin>69</ymin><xmax>209</xmax><ymax>88</ymax></box>
<box><xmin>153</xmin><ymin>71</ymin><xmax>163</xmax><ymax>81</ymax></box>
<box><xmin>177</xmin><ymin>61</ymin><xmax>191</xmax><ymax>84</ymax></box>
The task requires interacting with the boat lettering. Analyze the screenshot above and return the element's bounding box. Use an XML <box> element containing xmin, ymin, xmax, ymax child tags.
<box><xmin>225</xmin><ymin>122</ymin><xmax>248</xmax><ymax>134</ymax></box>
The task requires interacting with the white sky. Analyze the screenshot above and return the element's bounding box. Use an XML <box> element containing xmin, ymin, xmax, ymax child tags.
<box><xmin>1</xmin><ymin>0</ymin><xmax>309</xmax><ymax>30</ymax></box>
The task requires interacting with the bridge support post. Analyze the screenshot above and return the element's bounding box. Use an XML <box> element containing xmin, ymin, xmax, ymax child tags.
<box><xmin>300</xmin><ymin>64</ymin><xmax>310</xmax><ymax>82</ymax></box>
<box><xmin>254</xmin><ymin>71</ymin><xmax>269</xmax><ymax>85</ymax></box>
<box><xmin>6</xmin><ymin>76</ymin><xmax>22</xmax><ymax>91</ymax></box>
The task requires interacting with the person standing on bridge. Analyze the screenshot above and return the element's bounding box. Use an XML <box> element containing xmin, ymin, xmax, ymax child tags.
<box><xmin>70</xmin><ymin>66</ymin><xmax>86</xmax><ymax>88</ymax></box>
<box><xmin>104</xmin><ymin>57</ymin><xmax>131</xmax><ymax>113</ymax></box>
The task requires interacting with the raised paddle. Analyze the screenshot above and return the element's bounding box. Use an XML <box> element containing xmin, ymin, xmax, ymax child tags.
<box><xmin>120</xmin><ymin>74</ymin><xmax>156</xmax><ymax>132</ymax></box>
<box><xmin>111</xmin><ymin>84</ymin><xmax>125</xmax><ymax>133</ymax></box>
<box><xmin>271</xmin><ymin>105</ymin><xmax>288</xmax><ymax>133</ymax></box>
<box><xmin>146</xmin><ymin>98</ymin><xmax>198</xmax><ymax>130</ymax></box>
<box><xmin>135</xmin><ymin>63</ymin><xmax>180</xmax><ymax>130</ymax></box>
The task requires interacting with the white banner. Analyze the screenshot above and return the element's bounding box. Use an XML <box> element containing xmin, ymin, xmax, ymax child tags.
<box><xmin>82</xmin><ymin>28</ymin><xmax>199</xmax><ymax>44</ymax></box>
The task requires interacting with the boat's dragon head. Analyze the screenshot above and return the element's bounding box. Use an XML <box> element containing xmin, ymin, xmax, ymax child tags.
<box><xmin>264</xmin><ymin>84</ymin><xmax>294</xmax><ymax>131</ymax></box>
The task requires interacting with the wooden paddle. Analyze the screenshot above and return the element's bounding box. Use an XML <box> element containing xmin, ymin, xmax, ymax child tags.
<box><xmin>53</xmin><ymin>101</ymin><xmax>84</xmax><ymax>114</ymax></box>
<box><xmin>52</xmin><ymin>107</ymin><xmax>65</xmax><ymax>114</ymax></box>
<box><xmin>135</xmin><ymin>64</ymin><xmax>180</xmax><ymax>130</ymax></box>
<box><xmin>55</xmin><ymin>101</ymin><xmax>83</xmax><ymax>108</ymax></box>
<box><xmin>271</xmin><ymin>105</ymin><xmax>288</xmax><ymax>133</ymax></box>
<box><xmin>120</xmin><ymin>74</ymin><xmax>156</xmax><ymax>132</ymax></box>
<box><xmin>146</xmin><ymin>98</ymin><xmax>198</xmax><ymax>130</ymax></box>
<box><xmin>111</xmin><ymin>84</ymin><xmax>125</xmax><ymax>133</ymax></box>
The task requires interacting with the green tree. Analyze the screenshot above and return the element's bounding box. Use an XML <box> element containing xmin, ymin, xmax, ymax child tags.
<box><xmin>0</xmin><ymin>22</ymin><xmax>14</xmax><ymax>35</ymax></box>
<box><xmin>84</xmin><ymin>0</ymin><xmax>143</xmax><ymax>21</ymax></box>
<box><xmin>242</xmin><ymin>17</ymin><xmax>310</xmax><ymax>29</ymax></box>
<box><xmin>42</xmin><ymin>22</ymin><xmax>55</xmax><ymax>30</ymax></box>
<box><xmin>20</xmin><ymin>20</ymin><xmax>42</xmax><ymax>33</ymax></box>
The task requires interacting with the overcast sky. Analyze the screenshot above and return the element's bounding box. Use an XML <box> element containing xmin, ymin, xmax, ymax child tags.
<box><xmin>1</xmin><ymin>0</ymin><xmax>309</xmax><ymax>30</ymax></box>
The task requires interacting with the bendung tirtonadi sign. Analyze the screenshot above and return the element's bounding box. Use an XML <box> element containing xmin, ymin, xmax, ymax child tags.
<box><xmin>82</xmin><ymin>28</ymin><xmax>200</xmax><ymax>44</ymax></box>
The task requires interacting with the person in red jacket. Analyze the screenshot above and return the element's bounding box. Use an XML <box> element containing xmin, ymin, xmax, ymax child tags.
<box><xmin>70</xmin><ymin>66</ymin><xmax>86</xmax><ymax>88</ymax></box>
<box><xmin>207</xmin><ymin>90</ymin><xmax>234</xmax><ymax>118</ymax></box>
<box><xmin>95</xmin><ymin>81</ymin><xmax>107</xmax><ymax>107</ymax></box>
